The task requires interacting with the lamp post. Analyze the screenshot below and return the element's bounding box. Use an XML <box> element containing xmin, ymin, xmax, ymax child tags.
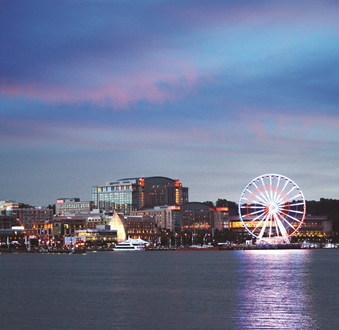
<box><xmin>192</xmin><ymin>232</ymin><xmax>196</xmax><ymax>245</ymax></box>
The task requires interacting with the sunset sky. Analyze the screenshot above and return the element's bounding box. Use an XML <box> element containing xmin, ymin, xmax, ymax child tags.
<box><xmin>1</xmin><ymin>0</ymin><xmax>339</xmax><ymax>206</ymax></box>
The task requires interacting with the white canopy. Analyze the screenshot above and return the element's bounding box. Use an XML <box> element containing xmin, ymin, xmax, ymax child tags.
<box><xmin>123</xmin><ymin>238</ymin><xmax>149</xmax><ymax>245</ymax></box>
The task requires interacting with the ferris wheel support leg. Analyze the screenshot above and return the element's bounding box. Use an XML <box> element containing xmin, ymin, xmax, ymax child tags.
<box><xmin>282</xmin><ymin>236</ymin><xmax>290</xmax><ymax>244</ymax></box>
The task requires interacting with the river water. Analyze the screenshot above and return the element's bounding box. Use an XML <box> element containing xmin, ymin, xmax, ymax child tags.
<box><xmin>1</xmin><ymin>249</ymin><xmax>339</xmax><ymax>330</ymax></box>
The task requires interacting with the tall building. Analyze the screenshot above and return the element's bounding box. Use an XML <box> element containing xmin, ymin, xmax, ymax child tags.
<box><xmin>142</xmin><ymin>176</ymin><xmax>188</xmax><ymax>208</ymax></box>
<box><xmin>92</xmin><ymin>176</ymin><xmax>188</xmax><ymax>215</ymax></box>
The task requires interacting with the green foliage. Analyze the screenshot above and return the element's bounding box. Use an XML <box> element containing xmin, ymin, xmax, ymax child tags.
<box><xmin>201</xmin><ymin>199</ymin><xmax>239</xmax><ymax>209</ymax></box>
<box><xmin>215</xmin><ymin>199</ymin><xmax>238</xmax><ymax>209</ymax></box>
<box><xmin>18</xmin><ymin>203</ymin><xmax>32</xmax><ymax>208</ymax></box>
<box><xmin>203</xmin><ymin>201</ymin><xmax>215</xmax><ymax>207</ymax></box>
<box><xmin>48</xmin><ymin>204</ymin><xmax>56</xmax><ymax>213</ymax></box>
<box><xmin>306</xmin><ymin>198</ymin><xmax>339</xmax><ymax>231</ymax></box>
<box><xmin>306</xmin><ymin>198</ymin><xmax>339</xmax><ymax>216</ymax></box>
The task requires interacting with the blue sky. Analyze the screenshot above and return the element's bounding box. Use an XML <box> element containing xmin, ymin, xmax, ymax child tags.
<box><xmin>1</xmin><ymin>0</ymin><xmax>339</xmax><ymax>206</ymax></box>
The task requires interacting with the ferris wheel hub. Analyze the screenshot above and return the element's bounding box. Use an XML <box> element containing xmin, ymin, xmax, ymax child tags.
<box><xmin>269</xmin><ymin>203</ymin><xmax>277</xmax><ymax>212</ymax></box>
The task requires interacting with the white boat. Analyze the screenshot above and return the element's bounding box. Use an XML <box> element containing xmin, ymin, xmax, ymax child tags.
<box><xmin>113</xmin><ymin>238</ymin><xmax>148</xmax><ymax>251</ymax></box>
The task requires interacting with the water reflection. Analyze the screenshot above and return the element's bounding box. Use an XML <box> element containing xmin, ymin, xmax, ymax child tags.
<box><xmin>232</xmin><ymin>250</ymin><xmax>319</xmax><ymax>329</ymax></box>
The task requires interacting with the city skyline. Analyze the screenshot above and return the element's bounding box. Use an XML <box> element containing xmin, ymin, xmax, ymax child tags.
<box><xmin>1</xmin><ymin>1</ymin><xmax>339</xmax><ymax>206</ymax></box>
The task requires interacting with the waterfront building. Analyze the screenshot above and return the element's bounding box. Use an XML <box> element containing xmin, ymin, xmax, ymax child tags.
<box><xmin>55</xmin><ymin>212</ymin><xmax>105</xmax><ymax>230</ymax></box>
<box><xmin>228</xmin><ymin>214</ymin><xmax>332</xmax><ymax>239</ymax></box>
<box><xmin>299</xmin><ymin>215</ymin><xmax>332</xmax><ymax>236</ymax></box>
<box><xmin>53</xmin><ymin>215</ymin><xmax>87</xmax><ymax>239</ymax></box>
<box><xmin>130</xmin><ymin>205</ymin><xmax>181</xmax><ymax>232</ymax></box>
<box><xmin>56</xmin><ymin>198</ymin><xmax>94</xmax><ymax>214</ymax></box>
<box><xmin>0</xmin><ymin>228</ymin><xmax>26</xmax><ymax>250</ymax></box>
<box><xmin>125</xmin><ymin>215</ymin><xmax>159</xmax><ymax>242</ymax></box>
<box><xmin>91</xmin><ymin>176</ymin><xmax>189</xmax><ymax>215</ymax></box>
<box><xmin>214</xmin><ymin>207</ymin><xmax>229</xmax><ymax>230</ymax></box>
<box><xmin>131</xmin><ymin>204</ymin><xmax>228</xmax><ymax>233</ymax></box>
<box><xmin>36</xmin><ymin>220</ymin><xmax>54</xmax><ymax>242</ymax></box>
<box><xmin>86</xmin><ymin>214</ymin><xmax>105</xmax><ymax>229</ymax></box>
<box><xmin>181</xmin><ymin>202</ymin><xmax>215</xmax><ymax>230</ymax></box>
<box><xmin>16</xmin><ymin>207</ymin><xmax>53</xmax><ymax>230</ymax></box>
<box><xmin>167</xmin><ymin>206</ymin><xmax>182</xmax><ymax>233</ymax></box>
<box><xmin>75</xmin><ymin>227</ymin><xmax>118</xmax><ymax>247</ymax></box>
<box><xmin>0</xmin><ymin>215</ymin><xmax>18</xmax><ymax>229</ymax></box>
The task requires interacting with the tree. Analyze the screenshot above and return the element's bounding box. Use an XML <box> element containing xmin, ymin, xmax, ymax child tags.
<box><xmin>203</xmin><ymin>201</ymin><xmax>215</xmax><ymax>208</ymax></box>
<box><xmin>18</xmin><ymin>203</ymin><xmax>32</xmax><ymax>208</ymax></box>
<box><xmin>306</xmin><ymin>198</ymin><xmax>339</xmax><ymax>232</ymax></box>
<box><xmin>215</xmin><ymin>199</ymin><xmax>238</xmax><ymax>209</ymax></box>
<box><xmin>48</xmin><ymin>204</ymin><xmax>56</xmax><ymax>214</ymax></box>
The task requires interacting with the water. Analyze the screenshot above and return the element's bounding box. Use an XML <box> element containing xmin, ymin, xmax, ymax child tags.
<box><xmin>1</xmin><ymin>249</ymin><xmax>339</xmax><ymax>330</ymax></box>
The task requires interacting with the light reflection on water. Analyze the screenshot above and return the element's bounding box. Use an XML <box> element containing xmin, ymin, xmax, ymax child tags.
<box><xmin>232</xmin><ymin>250</ymin><xmax>317</xmax><ymax>329</ymax></box>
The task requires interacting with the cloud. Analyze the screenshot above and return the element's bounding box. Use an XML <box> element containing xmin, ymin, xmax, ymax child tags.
<box><xmin>2</xmin><ymin>0</ymin><xmax>339</xmax><ymax>109</ymax></box>
<box><xmin>1</xmin><ymin>0</ymin><xmax>339</xmax><ymax>205</ymax></box>
<box><xmin>1</xmin><ymin>50</ymin><xmax>201</xmax><ymax>107</ymax></box>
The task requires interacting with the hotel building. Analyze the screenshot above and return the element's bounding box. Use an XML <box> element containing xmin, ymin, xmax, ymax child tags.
<box><xmin>91</xmin><ymin>176</ymin><xmax>189</xmax><ymax>215</ymax></box>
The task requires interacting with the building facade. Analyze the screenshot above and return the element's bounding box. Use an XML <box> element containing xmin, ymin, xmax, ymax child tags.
<box><xmin>181</xmin><ymin>202</ymin><xmax>215</xmax><ymax>230</ymax></box>
<box><xmin>131</xmin><ymin>203</ymin><xmax>229</xmax><ymax>233</ymax></box>
<box><xmin>0</xmin><ymin>215</ymin><xmax>17</xmax><ymax>229</ymax></box>
<box><xmin>75</xmin><ymin>227</ymin><xmax>118</xmax><ymax>247</ymax></box>
<box><xmin>298</xmin><ymin>215</ymin><xmax>332</xmax><ymax>236</ymax></box>
<box><xmin>56</xmin><ymin>198</ymin><xmax>94</xmax><ymax>215</ymax></box>
<box><xmin>125</xmin><ymin>215</ymin><xmax>158</xmax><ymax>241</ymax></box>
<box><xmin>92</xmin><ymin>176</ymin><xmax>189</xmax><ymax>215</ymax></box>
<box><xmin>53</xmin><ymin>216</ymin><xmax>87</xmax><ymax>238</ymax></box>
<box><xmin>142</xmin><ymin>177</ymin><xmax>188</xmax><ymax>208</ymax></box>
<box><xmin>214</xmin><ymin>207</ymin><xmax>229</xmax><ymax>230</ymax></box>
<box><xmin>17</xmin><ymin>207</ymin><xmax>53</xmax><ymax>230</ymax></box>
<box><xmin>131</xmin><ymin>205</ymin><xmax>181</xmax><ymax>232</ymax></box>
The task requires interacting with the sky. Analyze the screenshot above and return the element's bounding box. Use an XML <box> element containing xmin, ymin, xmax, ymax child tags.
<box><xmin>1</xmin><ymin>0</ymin><xmax>339</xmax><ymax>207</ymax></box>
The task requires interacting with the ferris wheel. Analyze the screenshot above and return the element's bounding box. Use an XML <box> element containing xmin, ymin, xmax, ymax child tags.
<box><xmin>238</xmin><ymin>174</ymin><xmax>306</xmax><ymax>244</ymax></box>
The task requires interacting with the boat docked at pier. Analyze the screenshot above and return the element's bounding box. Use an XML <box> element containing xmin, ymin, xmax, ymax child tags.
<box><xmin>113</xmin><ymin>238</ymin><xmax>148</xmax><ymax>251</ymax></box>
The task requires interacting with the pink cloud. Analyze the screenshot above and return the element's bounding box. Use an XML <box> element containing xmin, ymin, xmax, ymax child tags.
<box><xmin>0</xmin><ymin>56</ymin><xmax>199</xmax><ymax>108</ymax></box>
